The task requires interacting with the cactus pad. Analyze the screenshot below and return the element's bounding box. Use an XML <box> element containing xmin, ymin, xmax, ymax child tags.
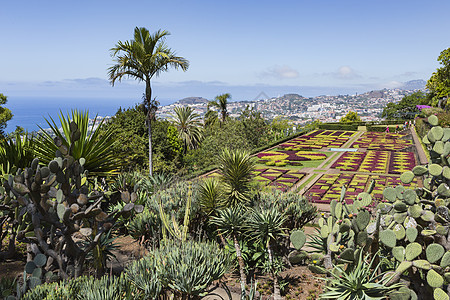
<box><xmin>408</xmin><ymin>205</ymin><xmax>423</xmax><ymax>218</ymax></box>
<box><xmin>428</xmin><ymin>115</ymin><xmax>439</xmax><ymax>126</ymax></box>
<box><xmin>429</xmin><ymin>164</ymin><xmax>443</xmax><ymax>176</ymax></box>
<box><xmin>433</xmin><ymin>288</ymin><xmax>449</xmax><ymax>300</ymax></box>
<box><xmin>421</xmin><ymin>210</ymin><xmax>435</xmax><ymax>222</ymax></box>
<box><xmin>393</xmin><ymin>224</ymin><xmax>406</xmax><ymax>240</ymax></box>
<box><xmin>412</xmin><ymin>165</ymin><xmax>428</xmax><ymax>176</ymax></box>
<box><xmin>356</xmin><ymin>211</ymin><xmax>370</xmax><ymax>231</ymax></box>
<box><xmin>427</xmin><ymin>269</ymin><xmax>444</xmax><ymax>288</ymax></box>
<box><xmin>340</xmin><ymin>248</ymin><xmax>354</xmax><ymax>261</ymax></box>
<box><xmin>395</xmin><ymin>261</ymin><xmax>413</xmax><ymax>274</ymax></box>
<box><xmin>356</xmin><ymin>230</ymin><xmax>368</xmax><ymax>247</ymax></box>
<box><xmin>290</xmin><ymin>230</ymin><xmax>306</xmax><ymax>250</ymax></box>
<box><xmin>405</xmin><ymin>242</ymin><xmax>422</xmax><ymax>261</ymax></box>
<box><xmin>427</xmin><ymin>244</ymin><xmax>445</xmax><ymax>263</ymax></box>
<box><xmin>434</xmin><ymin>141</ymin><xmax>445</xmax><ymax>155</ymax></box>
<box><xmin>383</xmin><ymin>187</ymin><xmax>397</xmax><ymax>202</ymax></box>
<box><xmin>431</xmin><ymin>126</ymin><xmax>444</xmax><ymax>141</ymax></box>
<box><xmin>380</xmin><ymin>229</ymin><xmax>396</xmax><ymax>248</ymax></box>
<box><xmin>392</xmin><ymin>246</ymin><xmax>405</xmax><ymax>262</ymax></box>
<box><xmin>440</xmin><ymin>251</ymin><xmax>450</xmax><ymax>268</ymax></box>
<box><xmin>393</xmin><ymin>201</ymin><xmax>407</xmax><ymax>213</ymax></box>
<box><xmin>403</xmin><ymin>189</ymin><xmax>417</xmax><ymax>205</ymax></box>
<box><xmin>308</xmin><ymin>265</ymin><xmax>327</xmax><ymax>274</ymax></box>
<box><xmin>335</xmin><ymin>202</ymin><xmax>343</xmax><ymax>219</ymax></box>
<box><xmin>400</xmin><ymin>171</ymin><xmax>415</xmax><ymax>184</ymax></box>
<box><xmin>33</xmin><ymin>254</ymin><xmax>47</xmax><ymax>267</ymax></box>
<box><xmin>412</xmin><ymin>259</ymin><xmax>431</xmax><ymax>270</ymax></box>
<box><xmin>25</xmin><ymin>261</ymin><xmax>37</xmax><ymax>274</ymax></box>
<box><xmin>406</xmin><ymin>227</ymin><xmax>418</xmax><ymax>242</ymax></box>
<box><xmin>288</xmin><ymin>250</ymin><xmax>308</xmax><ymax>264</ymax></box>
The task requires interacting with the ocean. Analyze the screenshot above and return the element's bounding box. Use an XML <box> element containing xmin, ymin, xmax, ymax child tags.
<box><xmin>4</xmin><ymin>96</ymin><xmax>174</xmax><ymax>133</ymax></box>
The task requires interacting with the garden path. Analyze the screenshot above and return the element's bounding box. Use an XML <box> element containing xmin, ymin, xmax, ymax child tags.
<box><xmin>410</xmin><ymin>127</ymin><xmax>428</xmax><ymax>164</ymax></box>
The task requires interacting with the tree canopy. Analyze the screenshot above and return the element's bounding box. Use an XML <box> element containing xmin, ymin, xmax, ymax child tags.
<box><xmin>339</xmin><ymin>111</ymin><xmax>361</xmax><ymax>123</ymax></box>
<box><xmin>0</xmin><ymin>93</ymin><xmax>13</xmax><ymax>138</ymax></box>
<box><xmin>427</xmin><ymin>48</ymin><xmax>450</xmax><ymax>108</ymax></box>
<box><xmin>382</xmin><ymin>91</ymin><xmax>428</xmax><ymax>120</ymax></box>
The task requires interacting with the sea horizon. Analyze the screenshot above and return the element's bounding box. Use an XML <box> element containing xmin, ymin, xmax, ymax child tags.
<box><xmin>4</xmin><ymin>96</ymin><xmax>175</xmax><ymax>133</ymax></box>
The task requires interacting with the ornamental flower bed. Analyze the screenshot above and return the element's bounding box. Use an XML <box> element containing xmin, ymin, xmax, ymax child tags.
<box><xmin>388</xmin><ymin>152</ymin><xmax>416</xmax><ymax>174</ymax></box>
<box><xmin>257</xmin><ymin>150</ymin><xmax>327</xmax><ymax>166</ymax></box>
<box><xmin>351</xmin><ymin>132</ymin><xmax>412</xmax><ymax>151</ymax></box>
<box><xmin>331</xmin><ymin>151</ymin><xmax>366</xmax><ymax>171</ymax></box>
<box><xmin>305</xmin><ymin>173</ymin><xmax>417</xmax><ymax>204</ymax></box>
<box><xmin>358</xmin><ymin>151</ymin><xmax>389</xmax><ymax>173</ymax></box>
<box><xmin>253</xmin><ymin>168</ymin><xmax>306</xmax><ymax>192</ymax></box>
<box><xmin>279</xmin><ymin>129</ymin><xmax>356</xmax><ymax>151</ymax></box>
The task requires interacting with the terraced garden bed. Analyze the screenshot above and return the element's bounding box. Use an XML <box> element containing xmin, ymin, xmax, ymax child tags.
<box><xmin>331</xmin><ymin>150</ymin><xmax>416</xmax><ymax>174</ymax></box>
<box><xmin>304</xmin><ymin>173</ymin><xmax>418</xmax><ymax>204</ymax></box>
<box><xmin>253</xmin><ymin>168</ymin><xmax>306</xmax><ymax>192</ymax></box>
<box><xmin>279</xmin><ymin>129</ymin><xmax>356</xmax><ymax>150</ymax></box>
<box><xmin>257</xmin><ymin>150</ymin><xmax>327</xmax><ymax>166</ymax></box>
<box><xmin>351</xmin><ymin>131</ymin><xmax>412</xmax><ymax>151</ymax></box>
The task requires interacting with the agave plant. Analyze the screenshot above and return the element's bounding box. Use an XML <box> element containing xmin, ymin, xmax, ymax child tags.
<box><xmin>320</xmin><ymin>251</ymin><xmax>403</xmax><ymax>300</ymax></box>
<box><xmin>34</xmin><ymin>109</ymin><xmax>121</xmax><ymax>177</ymax></box>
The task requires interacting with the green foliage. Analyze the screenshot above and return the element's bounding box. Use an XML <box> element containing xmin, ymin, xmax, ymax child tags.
<box><xmin>33</xmin><ymin>109</ymin><xmax>120</xmax><ymax>177</ymax></box>
<box><xmin>126</xmin><ymin>240</ymin><xmax>230</xmax><ymax>299</ymax></box>
<box><xmin>198</xmin><ymin>177</ymin><xmax>224</xmax><ymax>216</ymax></box>
<box><xmin>339</xmin><ymin>111</ymin><xmax>361</xmax><ymax>123</ymax></box>
<box><xmin>108</xmin><ymin>26</ymin><xmax>189</xmax><ymax>176</ymax></box>
<box><xmin>208</xmin><ymin>93</ymin><xmax>231</xmax><ymax>124</ymax></box>
<box><xmin>382</xmin><ymin>91</ymin><xmax>428</xmax><ymax>119</ymax></box>
<box><xmin>170</xmin><ymin>106</ymin><xmax>203</xmax><ymax>153</ymax></box>
<box><xmin>427</xmin><ymin>48</ymin><xmax>450</xmax><ymax>108</ymax></box>
<box><xmin>0</xmin><ymin>131</ymin><xmax>35</xmax><ymax>175</ymax></box>
<box><xmin>320</xmin><ymin>252</ymin><xmax>403</xmax><ymax>300</ymax></box>
<box><xmin>217</xmin><ymin>148</ymin><xmax>256</xmax><ymax>208</ymax></box>
<box><xmin>0</xmin><ymin>93</ymin><xmax>13</xmax><ymax>138</ymax></box>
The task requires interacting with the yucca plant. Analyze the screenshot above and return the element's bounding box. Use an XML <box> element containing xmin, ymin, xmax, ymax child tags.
<box><xmin>210</xmin><ymin>207</ymin><xmax>249</xmax><ymax>297</ymax></box>
<box><xmin>320</xmin><ymin>251</ymin><xmax>403</xmax><ymax>300</ymax></box>
<box><xmin>198</xmin><ymin>177</ymin><xmax>224</xmax><ymax>216</ymax></box>
<box><xmin>34</xmin><ymin>109</ymin><xmax>121</xmax><ymax>177</ymax></box>
<box><xmin>0</xmin><ymin>131</ymin><xmax>35</xmax><ymax>176</ymax></box>
<box><xmin>217</xmin><ymin>148</ymin><xmax>256</xmax><ymax>208</ymax></box>
<box><xmin>127</xmin><ymin>207</ymin><xmax>161</xmax><ymax>249</ymax></box>
<box><xmin>248</xmin><ymin>208</ymin><xmax>287</xmax><ymax>300</ymax></box>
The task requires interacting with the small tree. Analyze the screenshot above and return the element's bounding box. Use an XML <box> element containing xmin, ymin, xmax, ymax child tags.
<box><xmin>0</xmin><ymin>93</ymin><xmax>13</xmax><ymax>138</ymax></box>
<box><xmin>339</xmin><ymin>111</ymin><xmax>361</xmax><ymax>123</ymax></box>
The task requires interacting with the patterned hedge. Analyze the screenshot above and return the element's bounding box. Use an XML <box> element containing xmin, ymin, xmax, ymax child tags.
<box><xmin>331</xmin><ymin>150</ymin><xmax>416</xmax><ymax>174</ymax></box>
<box><xmin>305</xmin><ymin>173</ymin><xmax>417</xmax><ymax>204</ymax></box>
<box><xmin>351</xmin><ymin>132</ymin><xmax>412</xmax><ymax>151</ymax></box>
<box><xmin>279</xmin><ymin>129</ymin><xmax>356</xmax><ymax>151</ymax></box>
<box><xmin>253</xmin><ymin>168</ymin><xmax>306</xmax><ymax>192</ymax></box>
<box><xmin>257</xmin><ymin>150</ymin><xmax>327</xmax><ymax>166</ymax></box>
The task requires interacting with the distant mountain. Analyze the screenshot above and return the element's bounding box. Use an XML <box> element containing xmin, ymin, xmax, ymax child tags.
<box><xmin>176</xmin><ymin>97</ymin><xmax>209</xmax><ymax>105</ymax></box>
<box><xmin>402</xmin><ymin>80</ymin><xmax>427</xmax><ymax>90</ymax></box>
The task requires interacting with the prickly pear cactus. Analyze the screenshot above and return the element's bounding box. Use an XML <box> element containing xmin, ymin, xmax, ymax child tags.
<box><xmin>0</xmin><ymin>121</ymin><xmax>140</xmax><ymax>280</ymax></box>
<box><xmin>301</xmin><ymin>184</ymin><xmax>377</xmax><ymax>274</ymax></box>
<box><xmin>378</xmin><ymin>116</ymin><xmax>450</xmax><ymax>300</ymax></box>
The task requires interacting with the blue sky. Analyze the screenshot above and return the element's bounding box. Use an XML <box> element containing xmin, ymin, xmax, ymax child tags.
<box><xmin>1</xmin><ymin>0</ymin><xmax>449</xmax><ymax>102</ymax></box>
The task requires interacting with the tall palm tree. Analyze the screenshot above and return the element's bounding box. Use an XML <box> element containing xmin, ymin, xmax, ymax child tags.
<box><xmin>248</xmin><ymin>208</ymin><xmax>286</xmax><ymax>300</ymax></box>
<box><xmin>169</xmin><ymin>106</ymin><xmax>203</xmax><ymax>154</ymax></box>
<box><xmin>208</xmin><ymin>93</ymin><xmax>231</xmax><ymax>124</ymax></box>
<box><xmin>217</xmin><ymin>148</ymin><xmax>256</xmax><ymax>208</ymax></box>
<box><xmin>108</xmin><ymin>27</ymin><xmax>189</xmax><ymax>176</ymax></box>
<box><xmin>210</xmin><ymin>208</ymin><xmax>248</xmax><ymax>297</ymax></box>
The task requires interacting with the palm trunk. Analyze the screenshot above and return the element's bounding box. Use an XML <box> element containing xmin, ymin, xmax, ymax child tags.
<box><xmin>267</xmin><ymin>244</ymin><xmax>281</xmax><ymax>300</ymax></box>
<box><xmin>233</xmin><ymin>235</ymin><xmax>247</xmax><ymax>297</ymax></box>
<box><xmin>146</xmin><ymin>79</ymin><xmax>153</xmax><ymax>177</ymax></box>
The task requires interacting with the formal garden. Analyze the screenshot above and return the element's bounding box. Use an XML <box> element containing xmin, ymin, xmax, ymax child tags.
<box><xmin>0</xmin><ymin>30</ymin><xmax>449</xmax><ymax>300</ymax></box>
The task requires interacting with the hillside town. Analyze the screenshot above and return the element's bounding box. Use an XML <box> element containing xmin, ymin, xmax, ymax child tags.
<box><xmin>157</xmin><ymin>86</ymin><xmax>424</xmax><ymax>126</ymax></box>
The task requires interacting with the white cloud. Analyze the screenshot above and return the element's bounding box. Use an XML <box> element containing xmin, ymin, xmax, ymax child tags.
<box><xmin>259</xmin><ymin>65</ymin><xmax>299</xmax><ymax>79</ymax></box>
<box><xmin>380</xmin><ymin>81</ymin><xmax>405</xmax><ymax>89</ymax></box>
<box><xmin>332</xmin><ymin>66</ymin><xmax>361</xmax><ymax>80</ymax></box>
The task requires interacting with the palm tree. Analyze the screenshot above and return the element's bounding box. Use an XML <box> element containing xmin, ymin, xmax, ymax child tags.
<box><xmin>210</xmin><ymin>208</ymin><xmax>248</xmax><ymax>297</ymax></box>
<box><xmin>208</xmin><ymin>93</ymin><xmax>231</xmax><ymax>124</ymax></box>
<box><xmin>248</xmin><ymin>208</ymin><xmax>286</xmax><ymax>300</ymax></box>
<box><xmin>217</xmin><ymin>148</ymin><xmax>256</xmax><ymax>208</ymax></box>
<box><xmin>169</xmin><ymin>106</ymin><xmax>203</xmax><ymax>154</ymax></box>
<box><xmin>108</xmin><ymin>27</ymin><xmax>189</xmax><ymax>176</ymax></box>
